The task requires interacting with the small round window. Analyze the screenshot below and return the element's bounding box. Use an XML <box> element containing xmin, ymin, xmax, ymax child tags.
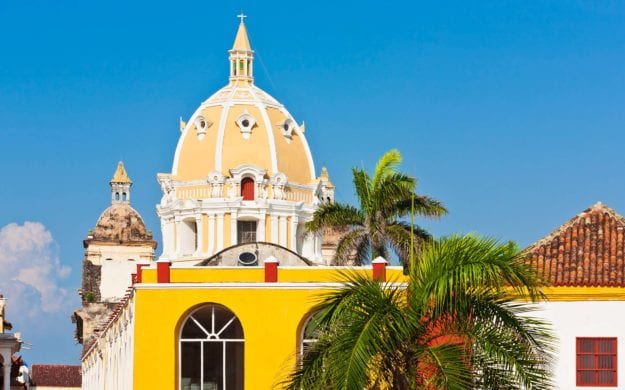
<box><xmin>238</xmin><ymin>252</ymin><xmax>257</xmax><ymax>266</ymax></box>
<box><xmin>241</xmin><ymin>119</ymin><xmax>250</xmax><ymax>128</ymax></box>
<box><xmin>282</xmin><ymin>123</ymin><xmax>290</xmax><ymax>131</ymax></box>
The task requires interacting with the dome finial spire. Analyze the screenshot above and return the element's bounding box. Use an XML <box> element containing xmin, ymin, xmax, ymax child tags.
<box><xmin>237</xmin><ymin>12</ymin><xmax>247</xmax><ymax>25</ymax></box>
<box><xmin>110</xmin><ymin>161</ymin><xmax>132</xmax><ymax>204</ymax></box>
<box><xmin>229</xmin><ymin>14</ymin><xmax>254</xmax><ymax>82</ymax></box>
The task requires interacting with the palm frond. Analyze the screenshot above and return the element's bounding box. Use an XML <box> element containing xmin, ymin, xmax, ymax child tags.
<box><xmin>333</xmin><ymin>228</ymin><xmax>369</xmax><ymax>265</ymax></box>
<box><xmin>372</xmin><ymin>149</ymin><xmax>402</xmax><ymax>191</ymax></box>
<box><xmin>351</xmin><ymin>168</ymin><xmax>372</xmax><ymax>212</ymax></box>
<box><xmin>409</xmin><ymin>235</ymin><xmax>543</xmax><ymax>313</ymax></box>
<box><xmin>394</xmin><ymin>194</ymin><xmax>448</xmax><ymax>219</ymax></box>
<box><xmin>384</xmin><ymin>222</ymin><xmax>432</xmax><ymax>266</ymax></box>
<box><xmin>306</xmin><ymin>202</ymin><xmax>365</xmax><ymax>233</ymax></box>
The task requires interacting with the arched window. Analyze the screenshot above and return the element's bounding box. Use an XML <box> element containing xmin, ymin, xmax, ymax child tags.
<box><xmin>179</xmin><ymin>304</ymin><xmax>244</xmax><ymax>390</ymax></box>
<box><xmin>300</xmin><ymin>312</ymin><xmax>322</xmax><ymax>358</ymax></box>
<box><xmin>240</xmin><ymin>178</ymin><xmax>255</xmax><ymax>200</ymax></box>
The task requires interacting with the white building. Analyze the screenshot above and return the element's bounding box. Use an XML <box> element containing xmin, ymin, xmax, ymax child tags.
<box><xmin>526</xmin><ymin>202</ymin><xmax>625</xmax><ymax>388</ymax></box>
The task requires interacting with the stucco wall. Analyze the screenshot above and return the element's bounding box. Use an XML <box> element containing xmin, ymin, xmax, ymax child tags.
<box><xmin>535</xmin><ymin>300</ymin><xmax>625</xmax><ymax>389</ymax></box>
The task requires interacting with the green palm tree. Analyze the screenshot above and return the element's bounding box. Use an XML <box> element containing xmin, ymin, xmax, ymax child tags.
<box><xmin>307</xmin><ymin>149</ymin><xmax>446</xmax><ymax>265</ymax></box>
<box><xmin>285</xmin><ymin>235</ymin><xmax>555</xmax><ymax>390</ymax></box>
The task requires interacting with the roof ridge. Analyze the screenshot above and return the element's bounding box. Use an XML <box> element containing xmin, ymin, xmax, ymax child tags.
<box><xmin>525</xmin><ymin>201</ymin><xmax>625</xmax><ymax>252</ymax></box>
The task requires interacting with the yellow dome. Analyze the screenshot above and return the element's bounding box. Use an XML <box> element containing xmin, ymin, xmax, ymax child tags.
<box><xmin>171</xmin><ymin>21</ymin><xmax>316</xmax><ymax>185</ymax></box>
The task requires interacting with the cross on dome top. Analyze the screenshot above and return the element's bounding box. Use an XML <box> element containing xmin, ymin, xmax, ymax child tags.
<box><xmin>229</xmin><ymin>15</ymin><xmax>254</xmax><ymax>82</ymax></box>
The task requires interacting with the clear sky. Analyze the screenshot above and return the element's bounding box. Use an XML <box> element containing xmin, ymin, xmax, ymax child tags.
<box><xmin>0</xmin><ymin>1</ymin><xmax>624</xmax><ymax>364</ymax></box>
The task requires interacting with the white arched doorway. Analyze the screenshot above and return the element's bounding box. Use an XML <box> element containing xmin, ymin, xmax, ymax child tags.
<box><xmin>179</xmin><ymin>304</ymin><xmax>244</xmax><ymax>390</ymax></box>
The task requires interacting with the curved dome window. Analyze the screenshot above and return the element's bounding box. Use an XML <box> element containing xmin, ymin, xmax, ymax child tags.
<box><xmin>179</xmin><ymin>304</ymin><xmax>244</xmax><ymax>390</ymax></box>
<box><xmin>280</xmin><ymin>118</ymin><xmax>295</xmax><ymax>140</ymax></box>
<box><xmin>236</xmin><ymin>111</ymin><xmax>256</xmax><ymax>140</ymax></box>
<box><xmin>194</xmin><ymin>116</ymin><xmax>211</xmax><ymax>141</ymax></box>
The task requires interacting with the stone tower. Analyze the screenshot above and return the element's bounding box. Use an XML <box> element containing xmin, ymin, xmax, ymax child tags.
<box><xmin>72</xmin><ymin>162</ymin><xmax>157</xmax><ymax>348</ymax></box>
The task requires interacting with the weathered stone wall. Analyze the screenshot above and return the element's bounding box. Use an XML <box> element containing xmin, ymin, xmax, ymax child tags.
<box><xmin>81</xmin><ymin>260</ymin><xmax>101</xmax><ymax>303</ymax></box>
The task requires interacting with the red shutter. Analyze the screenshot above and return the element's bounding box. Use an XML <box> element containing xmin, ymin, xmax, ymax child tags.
<box><xmin>577</xmin><ymin>337</ymin><xmax>617</xmax><ymax>386</ymax></box>
<box><xmin>241</xmin><ymin>178</ymin><xmax>255</xmax><ymax>200</ymax></box>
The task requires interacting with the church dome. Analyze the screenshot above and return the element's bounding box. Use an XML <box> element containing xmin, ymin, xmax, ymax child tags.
<box><xmin>93</xmin><ymin>204</ymin><xmax>150</xmax><ymax>242</ymax></box>
<box><xmin>171</xmin><ymin>20</ymin><xmax>316</xmax><ymax>185</ymax></box>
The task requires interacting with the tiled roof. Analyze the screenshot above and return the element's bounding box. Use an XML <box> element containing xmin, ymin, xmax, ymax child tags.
<box><xmin>526</xmin><ymin>202</ymin><xmax>625</xmax><ymax>287</ymax></box>
<box><xmin>31</xmin><ymin>364</ymin><xmax>81</xmax><ymax>387</ymax></box>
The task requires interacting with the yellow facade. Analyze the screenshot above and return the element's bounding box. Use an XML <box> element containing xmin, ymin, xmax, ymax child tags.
<box><xmin>131</xmin><ymin>267</ymin><xmax>409</xmax><ymax>389</ymax></box>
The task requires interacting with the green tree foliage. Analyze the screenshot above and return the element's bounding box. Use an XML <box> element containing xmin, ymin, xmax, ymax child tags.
<box><xmin>307</xmin><ymin>149</ymin><xmax>446</xmax><ymax>265</ymax></box>
<box><xmin>285</xmin><ymin>235</ymin><xmax>555</xmax><ymax>390</ymax></box>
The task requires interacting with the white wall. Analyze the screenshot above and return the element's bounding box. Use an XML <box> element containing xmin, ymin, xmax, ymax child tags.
<box><xmin>87</xmin><ymin>244</ymin><xmax>153</xmax><ymax>301</ymax></box>
<box><xmin>535</xmin><ymin>300</ymin><xmax>625</xmax><ymax>389</ymax></box>
<box><xmin>82</xmin><ymin>296</ymin><xmax>134</xmax><ymax>390</ymax></box>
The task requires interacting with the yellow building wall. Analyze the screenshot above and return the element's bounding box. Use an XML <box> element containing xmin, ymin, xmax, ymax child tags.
<box><xmin>133</xmin><ymin>267</ymin><xmax>410</xmax><ymax>389</ymax></box>
<box><xmin>133</xmin><ymin>286</ymin><xmax>327</xmax><ymax>390</ymax></box>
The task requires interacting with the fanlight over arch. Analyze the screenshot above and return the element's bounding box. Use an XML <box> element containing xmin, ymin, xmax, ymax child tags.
<box><xmin>179</xmin><ymin>304</ymin><xmax>244</xmax><ymax>390</ymax></box>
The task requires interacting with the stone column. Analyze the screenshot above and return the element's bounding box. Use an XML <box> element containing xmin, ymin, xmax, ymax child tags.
<box><xmin>270</xmin><ymin>215</ymin><xmax>279</xmax><ymax>245</ymax></box>
<box><xmin>290</xmin><ymin>216</ymin><xmax>299</xmax><ymax>251</ymax></box>
<box><xmin>279</xmin><ymin>216</ymin><xmax>287</xmax><ymax>247</ymax></box>
<box><xmin>194</xmin><ymin>215</ymin><xmax>203</xmax><ymax>256</ymax></box>
<box><xmin>257</xmin><ymin>213</ymin><xmax>266</xmax><ymax>242</ymax></box>
<box><xmin>230</xmin><ymin>212</ymin><xmax>238</xmax><ymax>246</ymax></box>
<box><xmin>216</xmin><ymin>214</ymin><xmax>224</xmax><ymax>251</ymax></box>
<box><xmin>208</xmin><ymin>214</ymin><xmax>215</xmax><ymax>255</ymax></box>
<box><xmin>2</xmin><ymin>351</ymin><xmax>10</xmax><ymax>390</ymax></box>
<box><xmin>174</xmin><ymin>217</ymin><xmax>182</xmax><ymax>258</ymax></box>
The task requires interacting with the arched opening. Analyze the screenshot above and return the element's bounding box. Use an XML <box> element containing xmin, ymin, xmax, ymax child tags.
<box><xmin>299</xmin><ymin>311</ymin><xmax>322</xmax><ymax>359</ymax></box>
<box><xmin>179</xmin><ymin>219</ymin><xmax>197</xmax><ymax>256</ymax></box>
<box><xmin>179</xmin><ymin>304</ymin><xmax>244</xmax><ymax>390</ymax></box>
<box><xmin>240</xmin><ymin>177</ymin><xmax>255</xmax><ymax>201</ymax></box>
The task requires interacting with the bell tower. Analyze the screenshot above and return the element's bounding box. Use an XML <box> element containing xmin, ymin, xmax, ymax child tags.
<box><xmin>110</xmin><ymin>161</ymin><xmax>132</xmax><ymax>204</ymax></box>
<box><xmin>229</xmin><ymin>14</ymin><xmax>254</xmax><ymax>83</ymax></box>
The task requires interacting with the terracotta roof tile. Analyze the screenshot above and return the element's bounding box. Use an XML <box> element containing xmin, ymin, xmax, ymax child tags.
<box><xmin>31</xmin><ymin>364</ymin><xmax>81</xmax><ymax>387</ymax></box>
<box><xmin>526</xmin><ymin>202</ymin><xmax>625</xmax><ymax>287</ymax></box>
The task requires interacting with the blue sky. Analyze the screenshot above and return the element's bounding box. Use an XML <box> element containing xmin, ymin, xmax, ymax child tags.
<box><xmin>0</xmin><ymin>1</ymin><xmax>624</xmax><ymax>364</ymax></box>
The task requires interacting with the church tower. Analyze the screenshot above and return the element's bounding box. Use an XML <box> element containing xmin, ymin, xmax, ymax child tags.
<box><xmin>157</xmin><ymin>17</ymin><xmax>335</xmax><ymax>265</ymax></box>
<box><xmin>73</xmin><ymin>162</ymin><xmax>156</xmax><ymax>347</ymax></box>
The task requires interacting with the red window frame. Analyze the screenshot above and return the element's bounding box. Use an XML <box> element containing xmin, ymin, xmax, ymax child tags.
<box><xmin>576</xmin><ymin>337</ymin><xmax>617</xmax><ymax>387</ymax></box>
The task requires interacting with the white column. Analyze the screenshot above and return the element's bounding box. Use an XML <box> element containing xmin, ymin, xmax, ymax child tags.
<box><xmin>194</xmin><ymin>215</ymin><xmax>203</xmax><ymax>256</ymax></box>
<box><xmin>271</xmin><ymin>215</ymin><xmax>279</xmax><ymax>245</ymax></box>
<box><xmin>160</xmin><ymin>219</ymin><xmax>170</xmax><ymax>258</ymax></box>
<box><xmin>208</xmin><ymin>214</ymin><xmax>215</xmax><ymax>255</ymax></box>
<box><xmin>279</xmin><ymin>216</ymin><xmax>287</xmax><ymax>247</ymax></box>
<box><xmin>216</xmin><ymin>214</ymin><xmax>224</xmax><ymax>251</ymax></box>
<box><xmin>290</xmin><ymin>216</ymin><xmax>299</xmax><ymax>251</ymax></box>
<box><xmin>258</xmin><ymin>213</ymin><xmax>266</xmax><ymax>242</ymax></box>
<box><xmin>231</xmin><ymin>212</ymin><xmax>238</xmax><ymax>246</ymax></box>
<box><xmin>2</xmin><ymin>352</ymin><xmax>10</xmax><ymax>390</ymax></box>
<box><xmin>174</xmin><ymin>217</ymin><xmax>182</xmax><ymax>258</ymax></box>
